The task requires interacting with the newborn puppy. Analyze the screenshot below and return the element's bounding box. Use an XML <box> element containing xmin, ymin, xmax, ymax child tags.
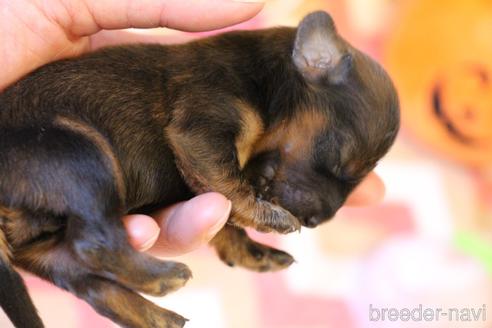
<box><xmin>0</xmin><ymin>11</ymin><xmax>399</xmax><ymax>328</ymax></box>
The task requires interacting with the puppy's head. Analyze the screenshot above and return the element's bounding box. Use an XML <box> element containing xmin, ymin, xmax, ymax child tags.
<box><xmin>246</xmin><ymin>11</ymin><xmax>400</xmax><ymax>228</ymax></box>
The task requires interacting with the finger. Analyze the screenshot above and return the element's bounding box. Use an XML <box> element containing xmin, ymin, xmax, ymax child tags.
<box><xmin>345</xmin><ymin>172</ymin><xmax>385</xmax><ymax>206</ymax></box>
<box><xmin>63</xmin><ymin>0</ymin><xmax>264</xmax><ymax>36</ymax></box>
<box><xmin>148</xmin><ymin>193</ymin><xmax>231</xmax><ymax>256</ymax></box>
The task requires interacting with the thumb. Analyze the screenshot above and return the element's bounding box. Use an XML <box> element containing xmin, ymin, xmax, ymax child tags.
<box><xmin>124</xmin><ymin>193</ymin><xmax>231</xmax><ymax>256</ymax></box>
<box><xmin>64</xmin><ymin>0</ymin><xmax>264</xmax><ymax>36</ymax></box>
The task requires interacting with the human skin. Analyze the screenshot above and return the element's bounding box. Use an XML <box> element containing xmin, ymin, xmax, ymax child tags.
<box><xmin>0</xmin><ymin>0</ymin><xmax>385</xmax><ymax>257</ymax></box>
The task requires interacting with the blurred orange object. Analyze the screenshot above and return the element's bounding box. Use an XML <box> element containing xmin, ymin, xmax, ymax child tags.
<box><xmin>385</xmin><ymin>0</ymin><xmax>492</xmax><ymax>167</ymax></box>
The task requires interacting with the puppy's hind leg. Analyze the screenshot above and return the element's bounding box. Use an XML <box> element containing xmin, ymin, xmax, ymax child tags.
<box><xmin>50</xmin><ymin>117</ymin><xmax>192</xmax><ymax>297</ymax></box>
<box><xmin>70</xmin><ymin>275</ymin><xmax>188</xmax><ymax>328</ymax></box>
<box><xmin>67</xmin><ymin>208</ymin><xmax>191</xmax><ymax>297</ymax></box>
<box><xmin>13</xmin><ymin>233</ymin><xmax>187</xmax><ymax>328</ymax></box>
<box><xmin>0</xmin><ymin>124</ymin><xmax>190</xmax><ymax>326</ymax></box>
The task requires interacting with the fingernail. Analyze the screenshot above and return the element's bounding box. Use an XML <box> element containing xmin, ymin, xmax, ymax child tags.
<box><xmin>139</xmin><ymin>231</ymin><xmax>160</xmax><ymax>252</ymax></box>
<box><xmin>206</xmin><ymin>200</ymin><xmax>232</xmax><ymax>239</ymax></box>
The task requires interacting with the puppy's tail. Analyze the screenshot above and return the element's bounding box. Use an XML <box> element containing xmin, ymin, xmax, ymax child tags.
<box><xmin>0</xmin><ymin>230</ymin><xmax>44</xmax><ymax>328</ymax></box>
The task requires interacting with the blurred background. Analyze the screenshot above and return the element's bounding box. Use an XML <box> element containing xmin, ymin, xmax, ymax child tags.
<box><xmin>2</xmin><ymin>0</ymin><xmax>491</xmax><ymax>327</ymax></box>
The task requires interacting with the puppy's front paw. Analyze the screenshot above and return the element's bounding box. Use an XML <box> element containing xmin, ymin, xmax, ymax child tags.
<box><xmin>255</xmin><ymin>200</ymin><xmax>301</xmax><ymax>234</ymax></box>
<box><xmin>221</xmin><ymin>241</ymin><xmax>295</xmax><ymax>272</ymax></box>
<box><xmin>246</xmin><ymin>243</ymin><xmax>295</xmax><ymax>272</ymax></box>
<box><xmin>213</xmin><ymin>226</ymin><xmax>295</xmax><ymax>272</ymax></box>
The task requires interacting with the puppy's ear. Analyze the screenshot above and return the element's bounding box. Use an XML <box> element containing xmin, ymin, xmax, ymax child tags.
<box><xmin>292</xmin><ymin>11</ymin><xmax>352</xmax><ymax>84</ymax></box>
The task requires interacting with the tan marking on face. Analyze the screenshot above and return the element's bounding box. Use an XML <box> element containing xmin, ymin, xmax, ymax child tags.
<box><xmin>54</xmin><ymin>116</ymin><xmax>126</xmax><ymax>203</ymax></box>
<box><xmin>235</xmin><ymin>101</ymin><xmax>264</xmax><ymax>168</ymax></box>
<box><xmin>254</xmin><ymin>110</ymin><xmax>328</xmax><ymax>161</ymax></box>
